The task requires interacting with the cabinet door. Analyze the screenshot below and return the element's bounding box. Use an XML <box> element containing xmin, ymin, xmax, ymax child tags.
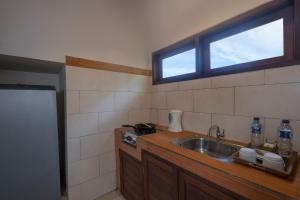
<box><xmin>143</xmin><ymin>151</ymin><xmax>178</xmax><ymax>200</ymax></box>
<box><xmin>120</xmin><ymin>150</ymin><xmax>144</xmax><ymax>200</ymax></box>
<box><xmin>179</xmin><ymin>170</ymin><xmax>247</xmax><ymax>200</ymax></box>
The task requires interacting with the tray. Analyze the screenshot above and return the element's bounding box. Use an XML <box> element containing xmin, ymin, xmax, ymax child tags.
<box><xmin>233</xmin><ymin>150</ymin><xmax>298</xmax><ymax>179</ymax></box>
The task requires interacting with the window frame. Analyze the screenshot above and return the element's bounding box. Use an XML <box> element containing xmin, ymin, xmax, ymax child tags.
<box><xmin>203</xmin><ymin>6</ymin><xmax>294</xmax><ymax>76</ymax></box>
<box><xmin>152</xmin><ymin>38</ymin><xmax>201</xmax><ymax>84</ymax></box>
<box><xmin>152</xmin><ymin>0</ymin><xmax>300</xmax><ymax>85</ymax></box>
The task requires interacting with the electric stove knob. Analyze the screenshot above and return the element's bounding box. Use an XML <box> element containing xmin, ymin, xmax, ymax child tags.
<box><xmin>126</xmin><ymin>136</ymin><xmax>132</xmax><ymax>141</ymax></box>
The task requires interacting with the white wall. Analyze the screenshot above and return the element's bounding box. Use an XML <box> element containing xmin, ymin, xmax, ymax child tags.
<box><xmin>66</xmin><ymin>66</ymin><xmax>151</xmax><ymax>200</ymax></box>
<box><xmin>0</xmin><ymin>0</ymin><xmax>271</xmax><ymax>68</ymax></box>
<box><xmin>150</xmin><ymin>65</ymin><xmax>300</xmax><ymax>152</ymax></box>
<box><xmin>0</xmin><ymin>0</ymin><xmax>148</xmax><ymax>68</ymax></box>
<box><xmin>0</xmin><ymin>69</ymin><xmax>60</xmax><ymax>90</ymax></box>
<box><xmin>141</xmin><ymin>0</ymin><xmax>270</xmax><ymax>65</ymax></box>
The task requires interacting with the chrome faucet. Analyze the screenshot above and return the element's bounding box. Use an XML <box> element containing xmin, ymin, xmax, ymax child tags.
<box><xmin>208</xmin><ymin>125</ymin><xmax>225</xmax><ymax>141</ymax></box>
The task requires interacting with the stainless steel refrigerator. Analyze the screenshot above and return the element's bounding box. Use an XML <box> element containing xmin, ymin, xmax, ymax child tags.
<box><xmin>0</xmin><ymin>85</ymin><xmax>61</xmax><ymax>200</ymax></box>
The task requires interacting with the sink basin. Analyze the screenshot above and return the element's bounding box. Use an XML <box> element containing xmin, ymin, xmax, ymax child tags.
<box><xmin>171</xmin><ymin>137</ymin><xmax>241</xmax><ymax>162</ymax></box>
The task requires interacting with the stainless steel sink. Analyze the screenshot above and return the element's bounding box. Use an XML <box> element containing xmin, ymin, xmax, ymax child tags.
<box><xmin>171</xmin><ymin>137</ymin><xmax>241</xmax><ymax>162</ymax></box>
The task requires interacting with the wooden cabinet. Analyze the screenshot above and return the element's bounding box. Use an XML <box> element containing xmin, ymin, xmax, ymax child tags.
<box><xmin>119</xmin><ymin>150</ymin><xmax>144</xmax><ymax>200</ymax></box>
<box><xmin>143</xmin><ymin>151</ymin><xmax>178</xmax><ymax>200</ymax></box>
<box><xmin>179</xmin><ymin>170</ymin><xmax>247</xmax><ymax>200</ymax></box>
<box><xmin>120</xmin><ymin>150</ymin><xmax>246</xmax><ymax>200</ymax></box>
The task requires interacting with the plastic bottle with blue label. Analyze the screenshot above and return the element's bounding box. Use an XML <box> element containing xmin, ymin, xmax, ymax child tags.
<box><xmin>278</xmin><ymin>119</ymin><xmax>293</xmax><ymax>157</ymax></box>
<box><xmin>251</xmin><ymin>117</ymin><xmax>263</xmax><ymax>148</ymax></box>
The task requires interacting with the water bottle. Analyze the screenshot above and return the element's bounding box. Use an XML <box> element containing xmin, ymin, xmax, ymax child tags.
<box><xmin>251</xmin><ymin>117</ymin><xmax>263</xmax><ymax>148</ymax></box>
<box><xmin>278</xmin><ymin>119</ymin><xmax>293</xmax><ymax>157</ymax></box>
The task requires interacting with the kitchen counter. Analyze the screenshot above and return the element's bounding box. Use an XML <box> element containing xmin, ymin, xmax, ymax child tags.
<box><xmin>115</xmin><ymin>128</ymin><xmax>300</xmax><ymax>200</ymax></box>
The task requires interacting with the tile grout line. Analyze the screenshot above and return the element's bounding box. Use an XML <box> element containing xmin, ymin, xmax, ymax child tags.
<box><xmin>151</xmin><ymin>106</ymin><xmax>300</xmax><ymax>123</ymax></box>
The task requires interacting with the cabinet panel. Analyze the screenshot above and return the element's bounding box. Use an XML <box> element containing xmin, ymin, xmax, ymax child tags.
<box><xmin>120</xmin><ymin>150</ymin><xmax>144</xmax><ymax>200</ymax></box>
<box><xmin>179</xmin><ymin>170</ymin><xmax>248</xmax><ymax>200</ymax></box>
<box><xmin>143</xmin><ymin>151</ymin><xmax>178</xmax><ymax>200</ymax></box>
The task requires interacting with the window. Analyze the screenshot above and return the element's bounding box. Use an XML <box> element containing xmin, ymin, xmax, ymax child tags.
<box><xmin>210</xmin><ymin>19</ymin><xmax>284</xmax><ymax>69</ymax></box>
<box><xmin>152</xmin><ymin>0</ymin><xmax>299</xmax><ymax>84</ymax></box>
<box><xmin>162</xmin><ymin>49</ymin><xmax>196</xmax><ymax>78</ymax></box>
<box><xmin>153</xmin><ymin>40</ymin><xmax>199</xmax><ymax>83</ymax></box>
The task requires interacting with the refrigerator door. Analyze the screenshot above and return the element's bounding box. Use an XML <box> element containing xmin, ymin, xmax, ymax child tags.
<box><xmin>0</xmin><ymin>88</ymin><xmax>61</xmax><ymax>200</ymax></box>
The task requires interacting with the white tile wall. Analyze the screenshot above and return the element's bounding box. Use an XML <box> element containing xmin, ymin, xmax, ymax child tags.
<box><xmin>182</xmin><ymin>112</ymin><xmax>211</xmax><ymax>133</ymax></box>
<box><xmin>129</xmin><ymin>109</ymin><xmax>150</xmax><ymax>124</ymax></box>
<box><xmin>67</xmin><ymin>91</ymin><xmax>79</xmax><ymax>114</ymax></box>
<box><xmin>128</xmin><ymin>75</ymin><xmax>151</xmax><ymax>92</ymax></box>
<box><xmin>68</xmin><ymin>138</ymin><xmax>81</xmax><ymax>163</ymax></box>
<box><xmin>80</xmin><ymin>91</ymin><xmax>114</xmax><ymax>113</ymax></box>
<box><xmin>66</xmin><ymin>64</ymin><xmax>300</xmax><ymax>199</ymax></box>
<box><xmin>212</xmin><ymin>114</ymin><xmax>254</xmax><ymax>143</ymax></box>
<box><xmin>151</xmin><ymin>92</ymin><xmax>167</xmax><ymax>109</ymax></box>
<box><xmin>98</xmin><ymin>132</ymin><xmax>115</xmax><ymax>154</ymax></box>
<box><xmin>157</xmin><ymin>109</ymin><xmax>169</xmax><ymax>126</ymax></box>
<box><xmin>178</xmin><ymin>78</ymin><xmax>211</xmax><ymax>90</ymax></box>
<box><xmin>265</xmin><ymin>65</ymin><xmax>300</xmax><ymax>84</ymax></box>
<box><xmin>67</xmin><ymin>113</ymin><xmax>98</xmax><ymax>138</ymax></box>
<box><xmin>66</xmin><ymin>66</ymin><xmax>150</xmax><ymax>200</ymax></box>
<box><xmin>66</xmin><ymin>67</ymin><xmax>100</xmax><ymax>91</ymax></box>
<box><xmin>80</xmin><ymin>133</ymin><xmax>115</xmax><ymax>159</ymax></box>
<box><xmin>151</xmin><ymin>65</ymin><xmax>300</xmax><ymax>151</ymax></box>
<box><xmin>150</xmin><ymin>109</ymin><xmax>158</xmax><ymax>124</ymax></box>
<box><xmin>96</xmin><ymin>70</ymin><xmax>120</xmax><ymax>91</ymax></box>
<box><xmin>194</xmin><ymin>88</ymin><xmax>234</xmax><ymax>114</ymax></box>
<box><xmin>235</xmin><ymin>84</ymin><xmax>300</xmax><ymax>120</ymax></box>
<box><xmin>264</xmin><ymin>118</ymin><xmax>282</xmax><ymax>142</ymax></box>
<box><xmin>152</xmin><ymin>82</ymin><xmax>179</xmax><ymax>92</ymax></box>
<box><xmin>68</xmin><ymin>185</ymin><xmax>81</xmax><ymax>200</ymax></box>
<box><xmin>66</xmin><ymin>67</ymin><xmax>141</xmax><ymax>92</ymax></box>
<box><xmin>144</xmin><ymin>93</ymin><xmax>151</xmax><ymax>109</ymax></box>
<box><xmin>80</xmin><ymin>176</ymin><xmax>104</xmax><ymax>200</ymax></box>
<box><xmin>99</xmin><ymin>151</ymin><xmax>116</xmax><ymax>175</ymax></box>
<box><xmin>114</xmin><ymin>92</ymin><xmax>133</xmax><ymax>111</ymax></box>
<box><xmin>211</xmin><ymin>70</ymin><xmax>264</xmax><ymax>88</ymax></box>
<box><xmin>68</xmin><ymin>157</ymin><xmax>99</xmax><ymax>186</ymax></box>
<box><xmin>99</xmin><ymin>111</ymin><xmax>128</xmax><ymax>132</ymax></box>
<box><xmin>80</xmin><ymin>172</ymin><xmax>116</xmax><ymax>200</ymax></box>
<box><xmin>167</xmin><ymin>91</ymin><xmax>193</xmax><ymax>111</ymax></box>
<box><xmin>81</xmin><ymin>134</ymin><xmax>102</xmax><ymax>159</ymax></box>
<box><xmin>115</xmin><ymin>92</ymin><xmax>144</xmax><ymax>110</ymax></box>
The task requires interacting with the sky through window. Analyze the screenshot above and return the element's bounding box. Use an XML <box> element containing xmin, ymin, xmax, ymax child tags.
<box><xmin>162</xmin><ymin>49</ymin><xmax>196</xmax><ymax>78</ymax></box>
<box><xmin>210</xmin><ymin>18</ymin><xmax>284</xmax><ymax>69</ymax></box>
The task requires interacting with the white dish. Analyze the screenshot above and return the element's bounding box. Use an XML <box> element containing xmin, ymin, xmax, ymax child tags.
<box><xmin>263</xmin><ymin>152</ymin><xmax>285</xmax><ymax>171</ymax></box>
<box><xmin>239</xmin><ymin>147</ymin><xmax>256</xmax><ymax>163</ymax></box>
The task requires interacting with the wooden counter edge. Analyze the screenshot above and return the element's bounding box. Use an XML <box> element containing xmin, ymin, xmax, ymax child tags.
<box><xmin>139</xmin><ymin>139</ymin><xmax>294</xmax><ymax>200</ymax></box>
<box><xmin>114</xmin><ymin>128</ymin><xmax>298</xmax><ymax>200</ymax></box>
<box><xmin>115</xmin><ymin>128</ymin><xmax>142</xmax><ymax>191</ymax></box>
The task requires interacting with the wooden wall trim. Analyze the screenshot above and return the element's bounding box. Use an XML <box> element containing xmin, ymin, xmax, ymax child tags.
<box><xmin>65</xmin><ymin>56</ymin><xmax>152</xmax><ymax>76</ymax></box>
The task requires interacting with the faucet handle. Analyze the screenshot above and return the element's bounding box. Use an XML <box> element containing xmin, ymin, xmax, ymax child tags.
<box><xmin>217</xmin><ymin>129</ymin><xmax>225</xmax><ymax>139</ymax></box>
<box><xmin>221</xmin><ymin>129</ymin><xmax>225</xmax><ymax>137</ymax></box>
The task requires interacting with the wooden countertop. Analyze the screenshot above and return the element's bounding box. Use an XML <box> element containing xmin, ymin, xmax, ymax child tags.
<box><xmin>115</xmin><ymin>128</ymin><xmax>300</xmax><ymax>200</ymax></box>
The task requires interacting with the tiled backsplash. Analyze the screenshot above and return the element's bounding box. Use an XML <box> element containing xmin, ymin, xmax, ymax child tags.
<box><xmin>150</xmin><ymin>65</ymin><xmax>300</xmax><ymax>152</ymax></box>
<box><xmin>66</xmin><ymin>64</ymin><xmax>300</xmax><ymax>200</ymax></box>
<box><xmin>66</xmin><ymin>66</ymin><xmax>151</xmax><ymax>200</ymax></box>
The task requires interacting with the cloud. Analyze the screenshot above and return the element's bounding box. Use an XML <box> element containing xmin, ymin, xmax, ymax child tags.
<box><xmin>162</xmin><ymin>49</ymin><xmax>196</xmax><ymax>78</ymax></box>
